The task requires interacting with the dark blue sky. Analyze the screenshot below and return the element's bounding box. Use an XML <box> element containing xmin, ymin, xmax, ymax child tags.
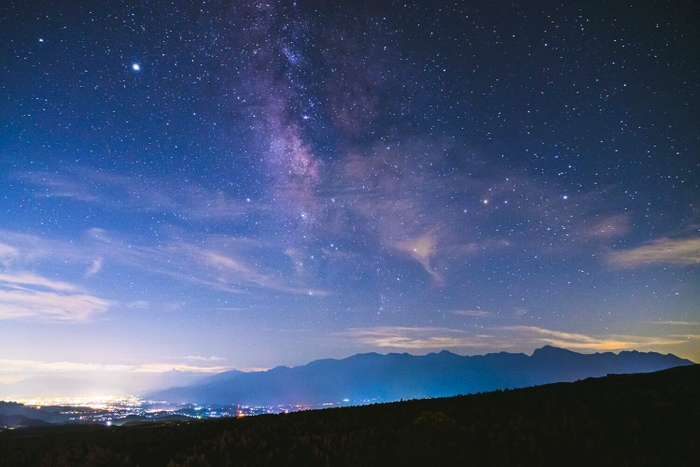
<box><xmin>1</xmin><ymin>0</ymin><xmax>698</xmax><ymax>394</ymax></box>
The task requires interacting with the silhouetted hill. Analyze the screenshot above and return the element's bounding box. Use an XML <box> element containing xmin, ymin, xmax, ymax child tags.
<box><xmin>0</xmin><ymin>402</ymin><xmax>68</xmax><ymax>426</ymax></box>
<box><xmin>112</xmin><ymin>414</ymin><xmax>193</xmax><ymax>427</ymax></box>
<box><xmin>0</xmin><ymin>414</ymin><xmax>51</xmax><ymax>429</ymax></box>
<box><xmin>147</xmin><ymin>346</ymin><xmax>694</xmax><ymax>405</ymax></box>
<box><xmin>1</xmin><ymin>365</ymin><xmax>698</xmax><ymax>466</ymax></box>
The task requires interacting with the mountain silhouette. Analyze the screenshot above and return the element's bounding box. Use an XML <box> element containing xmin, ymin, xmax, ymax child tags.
<box><xmin>146</xmin><ymin>346</ymin><xmax>694</xmax><ymax>405</ymax></box>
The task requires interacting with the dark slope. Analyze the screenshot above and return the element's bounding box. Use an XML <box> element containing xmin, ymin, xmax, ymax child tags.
<box><xmin>0</xmin><ymin>402</ymin><xmax>68</xmax><ymax>427</ymax></box>
<box><xmin>1</xmin><ymin>364</ymin><xmax>699</xmax><ymax>467</ymax></box>
<box><xmin>0</xmin><ymin>414</ymin><xmax>52</xmax><ymax>429</ymax></box>
<box><xmin>148</xmin><ymin>346</ymin><xmax>694</xmax><ymax>405</ymax></box>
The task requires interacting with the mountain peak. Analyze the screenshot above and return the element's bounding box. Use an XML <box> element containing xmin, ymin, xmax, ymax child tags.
<box><xmin>531</xmin><ymin>345</ymin><xmax>576</xmax><ymax>357</ymax></box>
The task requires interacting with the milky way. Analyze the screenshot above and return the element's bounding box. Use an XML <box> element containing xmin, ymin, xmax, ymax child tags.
<box><xmin>0</xmin><ymin>0</ymin><xmax>698</xmax><ymax>394</ymax></box>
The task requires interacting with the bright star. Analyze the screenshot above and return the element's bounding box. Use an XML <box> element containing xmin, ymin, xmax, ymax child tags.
<box><xmin>132</xmin><ymin>63</ymin><xmax>140</xmax><ymax>71</ymax></box>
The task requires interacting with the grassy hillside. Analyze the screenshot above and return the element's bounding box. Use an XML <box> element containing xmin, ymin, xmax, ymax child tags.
<box><xmin>1</xmin><ymin>365</ymin><xmax>698</xmax><ymax>466</ymax></box>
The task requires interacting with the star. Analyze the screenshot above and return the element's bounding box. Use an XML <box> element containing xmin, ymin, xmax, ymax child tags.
<box><xmin>132</xmin><ymin>63</ymin><xmax>140</xmax><ymax>71</ymax></box>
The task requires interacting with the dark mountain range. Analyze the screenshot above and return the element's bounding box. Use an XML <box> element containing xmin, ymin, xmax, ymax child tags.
<box><xmin>146</xmin><ymin>346</ymin><xmax>694</xmax><ymax>405</ymax></box>
<box><xmin>0</xmin><ymin>414</ymin><xmax>52</xmax><ymax>429</ymax></box>
<box><xmin>2</xmin><ymin>365</ymin><xmax>699</xmax><ymax>466</ymax></box>
<box><xmin>0</xmin><ymin>402</ymin><xmax>68</xmax><ymax>427</ymax></box>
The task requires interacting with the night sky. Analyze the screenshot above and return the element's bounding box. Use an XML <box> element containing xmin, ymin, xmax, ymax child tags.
<box><xmin>1</xmin><ymin>0</ymin><xmax>698</xmax><ymax>394</ymax></box>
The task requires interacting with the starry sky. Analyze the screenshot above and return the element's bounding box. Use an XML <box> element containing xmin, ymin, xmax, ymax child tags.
<box><xmin>1</xmin><ymin>0</ymin><xmax>699</xmax><ymax>394</ymax></box>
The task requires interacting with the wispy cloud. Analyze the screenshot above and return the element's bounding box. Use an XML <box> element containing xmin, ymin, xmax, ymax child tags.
<box><xmin>326</xmin><ymin>137</ymin><xmax>635</xmax><ymax>287</ymax></box>
<box><xmin>649</xmin><ymin>321</ymin><xmax>699</xmax><ymax>326</ymax></box>
<box><xmin>579</xmin><ymin>214</ymin><xmax>631</xmax><ymax>239</ymax></box>
<box><xmin>0</xmin><ymin>230</ymin><xmax>85</xmax><ymax>265</ymax></box>
<box><xmin>216</xmin><ymin>307</ymin><xmax>247</xmax><ymax>312</ymax></box>
<box><xmin>393</xmin><ymin>233</ymin><xmax>442</xmax><ymax>283</ymax></box>
<box><xmin>340</xmin><ymin>324</ymin><xmax>698</xmax><ymax>354</ymax></box>
<box><xmin>85</xmin><ymin>258</ymin><xmax>103</xmax><ymax>277</ymax></box>
<box><xmin>342</xmin><ymin>326</ymin><xmax>502</xmax><ymax>350</ymax></box>
<box><xmin>19</xmin><ymin>171</ymin><xmax>101</xmax><ymax>203</ymax></box>
<box><xmin>0</xmin><ymin>358</ymin><xmax>231</xmax><ymax>378</ymax></box>
<box><xmin>201</xmin><ymin>249</ymin><xmax>329</xmax><ymax>296</ymax></box>
<box><xmin>451</xmin><ymin>309</ymin><xmax>490</xmax><ymax>317</ymax></box>
<box><xmin>0</xmin><ymin>242</ymin><xmax>18</xmax><ymax>264</ymax></box>
<box><xmin>19</xmin><ymin>169</ymin><xmax>255</xmax><ymax>221</ymax></box>
<box><xmin>0</xmin><ymin>272</ymin><xmax>110</xmax><ymax>321</ymax></box>
<box><xmin>0</xmin><ymin>272</ymin><xmax>78</xmax><ymax>293</ymax></box>
<box><xmin>0</xmin><ymin>289</ymin><xmax>111</xmax><ymax>321</ymax></box>
<box><xmin>237</xmin><ymin>366</ymin><xmax>270</xmax><ymax>373</ymax></box>
<box><xmin>0</xmin><ymin>359</ymin><xmax>132</xmax><ymax>375</ymax></box>
<box><xmin>202</xmin><ymin>251</ymin><xmax>268</xmax><ymax>284</ymax></box>
<box><xmin>502</xmin><ymin>326</ymin><xmax>689</xmax><ymax>351</ymax></box>
<box><xmin>14</xmin><ymin>147</ymin><xmax>636</xmax><ymax>299</ymax></box>
<box><xmin>82</xmin><ymin>229</ymin><xmax>328</xmax><ymax>296</ymax></box>
<box><xmin>0</xmin><ymin>228</ymin><xmax>329</xmax><ymax>300</ymax></box>
<box><xmin>72</xmin><ymin>230</ymin><xmax>252</xmax><ymax>296</ymax></box>
<box><xmin>133</xmin><ymin>363</ymin><xmax>231</xmax><ymax>373</ymax></box>
<box><xmin>135</xmin><ymin>360</ymin><xmax>229</xmax><ymax>374</ymax></box>
<box><xmin>608</xmin><ymin>237</ymin><xmax>700</xmax><ymax>267</ymax></box>
<box><xmin>180</xmin><ymin>355</ymin><xmax>225</xmax><ymax>362</ymax></box>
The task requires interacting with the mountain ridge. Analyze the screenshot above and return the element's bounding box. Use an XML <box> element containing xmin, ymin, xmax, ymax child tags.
<box><xmin>146</xmin><ymin>346</ymin><xmax>694</xmax><ymax>405</ymax></box>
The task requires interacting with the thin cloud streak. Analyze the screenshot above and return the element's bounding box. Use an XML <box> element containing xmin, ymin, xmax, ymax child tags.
<box><xmin>0</xmin><ymin>243</ymin><xmax>18</xmax><ymax>263</ymax></box>
<box><xmin>0</xmin><ymin>272</ymin><xmax>79</xmax><ymax>293</ymax></box>
<box><xmin>133</xmin><ymin>363</ymin><xmax>232</xmax><ymax>374</ymax></box>
<box><xmin>18</xmin><ymin>169</ymin><xmax>256</xmax><ymax>221</ymax></box>
<box><xmin>342</xmin><ymin>327</ymin><xmax>506</xmax><ymax>350</ymax></box>
<box><xmin>201</xmin><ymin>250</ymin><xmax>330</xmax><ymax>296</ymax></box>
<box><xmin>86</xmin><ymin>230</ymin><xmax>330</xmax><ymax>296</ymax></box>
<box><xmin>85</xmin><ymin>258</ymin><xmax>103</xmax><ymax>277</ymax></box>
<box><xmin>340</xmin><ymin>325</ymin><xmax>697</xmax><ymax>354</ymax></box>
<box><xmin>649</xmin><ymin>321</ymin><xmax>699</xmax><ymax>326</ymax></box>
<box><xmin>237</xmin><ymin>367</ymin><xmax>270</xmax><ymax>373</ymax></box>
<box><xmin>451</xmin><ymin>309</ymin><xmax>491</xmax><ymax>317</ymax></box>
<box><xmin>608</xmin><ymin>237</ymin><xmax>700</xmax><ymax>267</ymax></box>
<box><xmin>0</xmin><ymin>358</ymin><xmax>232</xmax><ymax>378</ymax></box>
<box><xmin>180</xmin><ymin>355</ymin><xmax>225</xmax><ymax>362</ymax></box>
<box><xmin>0</xmin><ymin>272</ymin><xmax>110</xmax><ymax>321</ymax></box>
<box><xmin>0</xmin><ymin>289</ymin><xmax>111</xmax><ymax>321</ymax></box>
<box><xmin>0</xmin><ymin>359</ymin><xmax>132</xmax><ymax>374</ymax></box>
<box><xmin>502</xmin><ymin>326</ymin><xmax>690</xmax><ymax>351</ymax></box>
<box><xmin>393</xmin><ymin>233</ymin><xmax>442</xmax><ymax>283</ymax></box>
<box><xmin>0</xmin><ymin>228</ymin><xmax>329</xmax><ymax>300</ymax></box>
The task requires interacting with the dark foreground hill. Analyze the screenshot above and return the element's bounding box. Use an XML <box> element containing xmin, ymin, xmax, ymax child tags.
<box><xmin>1</xmin><ymin>365</ymin><xmax>699</xmax><ymax>467</ymax></box>
<box><xmin>148</xmin><ymin>346</ymin><xmax>694</xmax><ymax>405</ymax></box>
